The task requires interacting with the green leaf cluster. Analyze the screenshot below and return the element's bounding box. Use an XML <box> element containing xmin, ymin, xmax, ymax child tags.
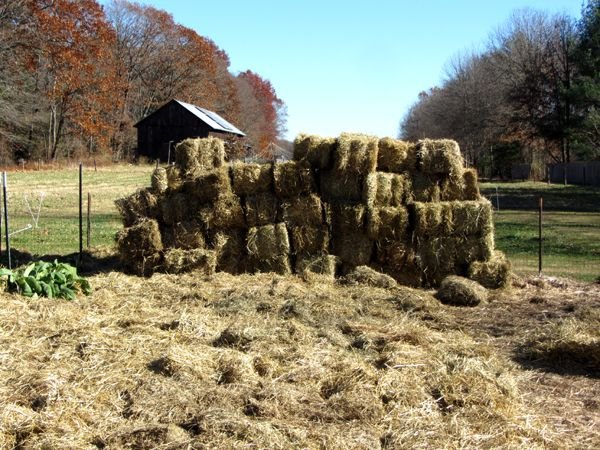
<box><xmin>0</xmin><ymin>260</ymin><xmax>92</xmax><ymax>300</ymax></box>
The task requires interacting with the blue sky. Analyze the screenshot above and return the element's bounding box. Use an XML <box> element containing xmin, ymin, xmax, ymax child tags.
<box><xmin>114</xmin><ymin>1</ymin><xmax>582</xmax><ymax>140</ymax></box>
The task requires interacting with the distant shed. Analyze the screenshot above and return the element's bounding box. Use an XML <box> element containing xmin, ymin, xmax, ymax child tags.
<box><xmin>134</xmin><ymin>99</ymin><xmax>245</xmax><ymax>162</ymax></box>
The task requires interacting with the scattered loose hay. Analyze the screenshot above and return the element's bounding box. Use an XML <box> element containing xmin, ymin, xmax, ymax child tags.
<box><xmin>293</xmin><ymin>134</ymin><xmax>336</xmax><ymax>169</ymax></box>
<box><xmin>377</xmin><ymin>137</ymin><xmax>415</xmax><ymax>172</ymax></box>
<box><xmin>367</xmin><ymin>206</ymin><xmax>409</xmax><ymax>240</ymax></box>
<box><xmin>244</xmin><ymin>192</ymin><xmax>280</xmax><ymax>227</ymax></box>
<box><xmin>416</xmin><ymin>139</ymin><xmax>464</xmax><ymax>179</ymax></box>
<box><xmin>115</xmin><ymin>188</ymin><xmax>159</xmax><ymax>227</ymax></box>
<box><xmin>273</xmin><ymin>160</ymin><xmax>315</xmax><ymax>198</ymax></box>
<box><xmin>231</xmin><ymin>162</ymin><xmax>273</xmax><ymax>195</ymax></box>
<box><xmin>363</xmin><ymin>172</ymin><xmax>407</xmax><ymax>208</ymax></box>
<box><xmin>468</xmin><ymin>251</ymin><xmax>511</xmax><ymax>289</ymax></box>
<box><xmin>344</xmin><ymin>266</ymin><xmax>397</xmax><ymax>289</ymax></box>
<box><xmin>436</xmin><ymin>275</ymin><xmax>488</xmax><ymax>306</ymax></box>
<box><xmin>334</xmin><ymin>133</ymin><xmax>379</xmax><ymax>174</ymax></box>
<box><xmin>320</xmin><ymin>169</ymin><xmax>364</xmax><ymax>202</ymax></box>
<box><xmin>116</xmin><ymin>219</ymin><xmax>163</xmax><ymax>276</ymax></box>
<box><xmin>151</xmin><ymin>167</ymin><xmax>168</xmax><ymax>194</ymax></box>
<box><xmin>162</xmin><ymin>248</ymin><xmax>216</xmax><ymax>275</ymax></box>
<box><xmin>281</xmin><ymin>194</ymin><xmax>323</xmax><ymax>227</ymax></box>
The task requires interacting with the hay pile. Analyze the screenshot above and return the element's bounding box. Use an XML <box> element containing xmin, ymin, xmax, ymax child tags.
<box><xmin>116</xmin><ymin>135</ymin><xmax>507</xmax><ymax>286</ymax></box>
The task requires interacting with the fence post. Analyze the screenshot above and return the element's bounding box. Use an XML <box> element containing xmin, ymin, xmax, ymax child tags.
<box><xmin>538</xmin><ymin>196</ymin><xmax>543</xmax><ymax>276</ymax></box>
<box><xmin>3</xmin><ymin>172</ymin><xmax>11</xmax><ymax>269</ymax></box>
<box><xmin>79</xmin><ymin>163</ymin><xmax>83</xmax><ymax>262</ymax></box>
<box><xmin>87</xmin><ymin>192</ymin><xmax>91</xmax><ymax>249</ymax></box>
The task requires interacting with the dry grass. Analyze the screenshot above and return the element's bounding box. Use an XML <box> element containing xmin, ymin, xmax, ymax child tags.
<box><xmin>0</xmin><ymin>269</ymin><xmax>560</xmax><ymax>449</ymax></box>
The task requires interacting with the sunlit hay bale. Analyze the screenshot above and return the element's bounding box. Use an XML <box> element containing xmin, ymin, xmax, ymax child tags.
<box><xmin>320</xmin><ymin>169</ymin><xmax>364</xmax><ymax>202</ymax></box>
<box><xmin>451</xmin><ymin>200</ymin><xmax>493</xmax><ymax>237</ymax></box>
<box><xmin>212</xmin><ymin>229</ymin><xmax>246</xmax><ymax>274</ymax></box>
<box><xmin>463</xmin><ymin>168</ymin><xmax>481</xmax><ymax>200</ymax></box>
<box><xmin>374</xmin><ymin>239</ymin><xmax>421</xmax><ymax>287</ymax></box>
<box><xmin>415</xmin><ymin>237</ymin><xmax>457</xmax><ymax>286</ymax></box>
<box><xmin>377</xmin><ymin>137</ymin><xmax>416</xmax><ymax>172</ymax></box>
<box><xmin>198</xmin><ymin>194</ymin><xmax>245</xmax><ymax>230</ymax></box>
<box><xmin>165</xmin><ymin>165</ymin><xmax>183</xmax><ymax>190</ymax></box>
<box><xmin>296</xmin><ymin>254</ymin><xmax>339</xmax><ymax>279</ymax></box>
<box><xmin>231</xmin><ymin>162</ymin><xmax>273</xmax><ymax>195</ymax></box>
<box><xmin>162</xmin><ymin>248</ymin><xmax>216</xmax><ymax>275</ymax></box>
<box><xmin>115</xmin><ymin>188</ymin><xmax>159</xmax><ymax>227</ymax></box>
<box><xmin>436</xmin><ymin>275</ymin><xmax>488</xmax><ymax>306</ymax></box>
<box><xmin>289</xmin><ymin>225</ymin><xmax>330</xmax><ymax>258</ymax></box>
<box><xmin>440</xmin><ymin>176</ymin><xmax>465</xmax><ymax>201</ymax></box>
<box><xmin>184</xmin><ymin>167</ymin><xmax>231</xmax><ymax>203</ymax></box>
<box><xmin>174</xmin><ymin>138</ymin><xmax>199</xmax><ymax>175</ymax></box>
<box><xmin>367</xmin><ymin>206</ymin><xmax>409</xmax><ymax>240</ymax></box>
<box><xmin>151</xmin><ymin>167</ymin><xmax>168</xmax><ymax>194</ymax></box>
<box><xmin>330</xmin><ymin>203</ymin><xmax>367</xmax><ymax>232</ymax></box>
<box><xmin>175</xmin><ymin>137</ymin><xmax>225</xmax><ymax>177</ymax></box>
<box><xmin>331</xmin><ymin>230</ymin><xmax>373</xmax><ymax>267</ymax></box>
<box><xmin>162</xmin><ymin>221</ymin><xmax>206</xmax><ymax>249</ymax></box>
<box><xmin>116</xmin><ymin>219</ymin><xmax>163</xmax><ymax>276</ymax></box>
<box><xmin>334</xmin><ymin>132</ymin><xmax>379</xmax><ymax>175</ymax></box>
<box><xmin>293</xmin><ymin>133</ymin><xmax>336</xmax><ymax>169</ymax></box>
<box><xmin>344</xmin><ymin>265</ymin><xmax>397</xmax><ymax>289</ymax></box>
<box><xmin>273</xmin><ymin>160</ymin><xmax>316</xmax><ymax>198</ymax></box>
<box><xmin>363</xmin><ymin>172</ymin><xmax>407</xmax><ymax>208</ymax></box>
<box><xmin>281</xmin><ymin>194</ymin><xmax>323</xmax><ymax>227</ymax></box>
<box><xmin>197</xmin><ymin>136</ymin><xmax>226</xmax><ymax>171</ymax></box>
<box><xmin>409</xmin><ymin>172</ymin><xmax>440</xmax><ymax>202</ymax></box>
<box><xmin>244</xmin><ymin>192</ymin><xmax>280</xmax><ymax>227</ymax></box>
<box><xmin>468</xmin><ymin>251</ymin><xmax>511</xmax><ymax>289</ymax></box>
<box><xmin>416</xmin><ymin>138</ymin><xmax>464</xmax><ymax>179</ymax></box>
<box><xmin>246</xmin><ymin>223</ymin><xmax>290</xmax><ymax>260</ymax></box>
<box><xmin>411</xmin><ymin>202</ymin><xmax>454</xmax><ymax>237</ymax></box>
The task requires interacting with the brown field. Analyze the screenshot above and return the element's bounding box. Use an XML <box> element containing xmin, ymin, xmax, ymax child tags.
<box><xmin>1</xmin><ymin>262</ymin><xmax>598</xmax><ymax>449</ymax></box>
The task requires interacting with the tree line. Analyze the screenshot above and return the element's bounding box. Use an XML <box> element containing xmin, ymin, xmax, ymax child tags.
<box><xmin>0</xmin><ymin>0</ymin><xmax>287</xmax><ymax>163</ymax></box>
<box><xmin>400</xmin><ymin>2</ymin><xmax>600</xmax><ymax>178</ymax></box>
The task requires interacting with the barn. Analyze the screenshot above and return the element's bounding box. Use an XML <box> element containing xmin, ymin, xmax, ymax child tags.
<box><xmin>134</xmin><ymin>99</ymin><xmax>245</xmax><ymax>162</ymax></box>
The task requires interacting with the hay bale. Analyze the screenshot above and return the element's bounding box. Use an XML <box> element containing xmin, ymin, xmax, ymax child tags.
<box><xmin>115</xmin><ymin>188</ymin><xmax>159</xmax><ymax>227</ymax></box>
<box><xmin>116</xmin><ymin>219</ymin><xmax>163</xmax><ymax>276</ymax></box>
<box><xmin>330</xmin><ymin>203</ymin><xmax>366</xmax><ymax>232</ymax></box>
<box><xmin>244</xmin><ymin>192</ymin><xmax>280</xmax><ymax>227</ymax></box>
<box><xmin>463</xmin><ymin>168</ymin><xmax>480</xmax><ymax>200</ymax></box>
<box><xmin>296</xmin><ymin>255</ymin><xmax>339</xmax><ymax>279</ymax></box>
<box><xmin>344</xmin><ymin>266</ymin><xmax>397</xmax><ymax>289</ymax></box>
<box><xmin>161</xmin><ymin>192</ymin><xmax>199</xmax><ymax>226</ymax></box>
<box><xmin>184</xmin><ymin>167</ymin><xmax>231</xmax><ymax>203</ymax></box>
<box><xmin>246</xmin><ymin>223</ymin><xmax>290</xmax><ymax>260</ymax></box>
<box><xmin>151</xmin><ymin>167</ymin><xmax>168</xmax><ymax>194</ymax></box>
<box><xmin>367</xmin><ymin>206</ymin><xmax>409</xmax><ymax>240</ymax></box>
<box><xmin>175</xmin><ymin>137</ymin><xmax>225</xmax><ymax>176</ymax></box>
<box><xmin>440</xmin><ymin>176</ymin><xmax>465</xmax><ymax>201</ymax></box>
<box><xmin>320</xmin><ymin>169</ymin><xmax>364</xmax><ymax>202</ymax></box>
<box><xmin>162</xmin><ymin>248</ymin><xmax>216</xmax><ymax>275</ymax></box>
<box><xmin>436</xmin><ymin>275</ymin><xmax>487</xmax><ymax>307</ymax></box>
<box><xmin>165</xmin><ymin>165</ymin><xmax>183</xmax><ymax>190</ymax></box>
<box><xmin>293</xmin><ymin>134</ymin><xmax>336</xmax><ymax>169</ymax></box>
<box><xmin>282</xmin><ymin>194</ymin><xmax>323</xmax><ymax>227</ymax></box>
<box><xmin>197</xmin><ymin>136</ymin><xmax>226</xmax><ymax>171</ymax></box>
<box><xmin>212</xmin><ymin>229</ymin><xmax>246</xmax><ymax>274</ymax></box>
<box><xmin>377</xmin><ymin>137</ymin><xmax>415</xmax><ymax>172</ymax></box>
<box><xmin>174</xmin><ymin>138</ymin><xmax>199</xmax><ymax>175</ymax></box>
<box><xmin>273</xmin><ymin>160</ymin><xmax>316</xmax><ymax>198</ymax></box>
<box><xmin>374</xmin><ymin>240</ymin><xmax>421</xmax><ymax>287</ymax></box>
<box><xmin>162</xmin><ymin>221</ymin><xmax>206</xmax><ymax>249</ymax></box>
<box><xmin>331</xmin><ymin>231</ymin><xmax>373</xmax><ymax>267</ymax></box>
<box><xmin>409</xmin><ymin>172</ymin><xmax>440</xmax><ymax>202</ymax></box>
<box><xmin>289</xmin><ymin>226</ymin><xmax>330</xmax><ymax>258</ymax></box>
<box><xmin>363</xmin><ymin>172</ymin><xmax>407</xmax><ymax>208</ymax></box>
<box><xmin>198</xmin><ymin>194</ymin><xmax>245</xmax><ymax>230</ymax></box>
<box><xmin>416</xmin><ymin>139</ymin><xmax>464</xmax><ymax>178</ymax></box>
<box><xmin>412</xmin><ymin>202</ymin><xmax>454</xmax><ymax>237</ymax></box>
<box><xmin>334</xmin><ymin>133</ymin><xmax>379</xmax><ymax>174</ymax></box>
<box><xmin>231</xmin><ymin>162</ymin><xmax>273</xmax><ymax>195</ymax></box>
<box><xmin>248</xmin><ymin>255</ymin><xmax>292</xmax><ymax>275</ymax></box>
<box><xmin>414</xmin><ymin>237</ymin><xmax>458</xmax><ymax>287</ymax></box>
<box><xmin>468</xmin><ymin>251</ymin><xmax>511</xmax><ymax>289</ymax></box>
<box><xmin>452</xmin><ymin>200</ymin><xmax>493</xmax><ymax>236</ymax></box>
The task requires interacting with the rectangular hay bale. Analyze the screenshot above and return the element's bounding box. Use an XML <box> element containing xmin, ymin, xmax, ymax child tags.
<box><xmin>244</xmin><ymin>192</ymin><xmax>280</xmax><ymax>227</ymax></box>
<box><xmin>374</xmin><ymin>239</ymin><xmax>421</xmax><ymax>287</ymax></box>
<box><xmin>463</xmin><ymin>168</ymin><xmax>480</xmax><ymax>200</ymax></box>
<box><xmin>363</xmin><ymin>172</ymin><xmax>407</xmax><ymax>208</ymax></box>
<box><xmin>330</xmin><ymin>203</ymin><xmax>366</xmax><ymax>232</ymax></box>
<box><xmin>282</xmin><ymin>194</ymin><xmax>323</xmax><ymax>227</ymax></box>
<box><xmin>162</xmin><ymin>248</ymin><xmax>216</xmax><ymax>275</ymax></box>
<box><xmin>295</xmin><ymin>255</ymin><xmax>339</xmax><ymax>279</ymax></box>
<box><xmin>231</xmin><ymin>162</ymin><xmax>273</xmax><ymax>195</ymax></box>
<box><xmin>175</xmin><ymin>137</ymin><xmax>226</xmax><ymax>177</ymax></box>
<box><xmin>116</xmin><ymin>219</ymin><xmax>163</xmax><ymax>276</ymax></box>
<box><xmin>115</xmin><ymin>188</ymin><xmax>159</xmax><ymax>227</ymax></box>
<box><xmin>451</xmin><ymin>200</ymin><xmax>493</xmax><ymax>236</ymax></box>
<box><xmin>377</xmin><ymin>137</ymin><xmax>416</xmax><ymax>172</ymax></box>
<box><xmin>334</xmin><ymin>133</ymin><xmax>379</xmax><ymax>175</ymax></box>
<box><xmin>367</xmin><ymin>206</ymin><xmax>409</xmax><ymax>240</ymax></box>
<box><xmin>212</xmin><ymin>229</ymin><xmax>246</xmax><ymax>274</ymax></box>
<box><xmin>411</xmin><ymin>202</ymin><xmax>454</xmax><ymax>237</ymax></box>
<box><xmin>273</xmin><ymin>160</ymin><xmax>316</xmax><ymax>198</ymax></box>
<box><xmin>161</xmin><ymin>192</ymin><xmax>199</xmax><ymax>226</ymax></box>
<box><xmin>414</xmin><ymin>237</ymin><xmax>458</xmax><ymax>287</ymax></box>
<box><xmin>320</xmin><ymin>169</ymin><xmax>363</xmax><ymax>203</ymax></box>
<box><xmin>198</xmin><ymin>194</ymin><xmax>246</xmax><ymax>229</ymax></box>
<box><xmin>246</xmin><ymin>223</ymin><xmax>290</xmax><ymax>260</ymax></box>
<box><xmin>409</xmin><ymin>172</ymin><xmax>440</xmax><ymax>203</ymax></box>
<box><xmin>162</xmin><ymin>221</ymin><xmax>206</xmax><ymax>249</ymax></box>
<box><xmin>289</xmin><ymin>225</ymin><xmax>330</xmax><ymax>257</ymax></box>
<box><xmin>293</xmin><ymin>134</ymin><xmax>336</xmax><ymax>169</ymax></box>
<box><xmin>416</xmin><ymin>139</ymin><xmax>464</xmax><ymax>178</ymax></box>
<box><xmin>248</xmin><ymin>255</ymin><xmax>292</xmax><ymax>275</ymax></box>
<box><xmin>183</xmin><ymin>167</ymin><xmax>231</xmax><ymax>203</ymax></box>
<box><xmin>331</xmin><ymin>230</ymin><xmax>373</xmax><ymax>267</ymax></box>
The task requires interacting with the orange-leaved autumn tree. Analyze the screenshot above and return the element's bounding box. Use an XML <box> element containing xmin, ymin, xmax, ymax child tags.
<box><xmin>28</xmin><ymin>0</ymin><xmax>118</xmax><ymax>160</ymax></box>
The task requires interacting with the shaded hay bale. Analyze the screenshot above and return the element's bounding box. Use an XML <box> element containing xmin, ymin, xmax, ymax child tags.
<box><xmin>377</xmin><ymin>137</ymin><xmax>416</xmax><ymax>172</ymax></box>
<box><xmin>334</xmin><ymin>133</ymin><xmax>379</xmax><ymax>174</ymax></box>
<box><xmin>162</xmin><ymin>221</ymin><xmax>206</xmax><ymax>250</ymax></box>
<box><xmin>212</xmin><ymin>229</ymin><xmax>246</xmax><ymax>274</ymax></box>
<box><xmin>289</xmin><ymin>226</ymin><xmax>329</xmax><ymax>258</ymax></box>
<box><xmin>231</xmin><ymin>162</ymin><xmax>273</xmax><ymax>195</ymax></box>
<box><xmin>115</xmin><ymin>188</ymin><xmax>159</xmax><ymax>227</ymax></box>
<box><xmin>116</xmin><ymin>219</ymin><xmax>163</xmax><ymax>276</ymax></box>
<box><xmin>174</xmin><ymin>138</ymin><xmax>199</xmax><ymax>175</ymax></box>
<box><xmin>175</xmin><ymin>137</ymin><xmax>225</xmax><ymax>176</ymax></box>
<box><xmin>452</xmin><ymin>200</ymin><xmax>493</xmax><ymax>236</ymax></box>
<box><xmin>409</xmin><ymin>172</ymin><xmax>440</xmax><ymax>202</ymax></box>
<box><xmin>416</xmin><ymin>139</ymin><xmax>464</xmax><ymax>178</ymax></box>
<box><xmin>161</xmin><ymin>192</ymin><xmax>199</xmax><ymax>226</ymax></box>
<box><xmin>293</xmin><ymin>134</ymin><xmax>336</xmax><ymax>169</ymax></box>
<box><xmin>244</xmin><ymin>192</ymin><xmax>280</xmax><ymax>227</ymax></box>
<box><xmin>165</xmin><ymin>165</ymin><xmax>183</xmax><ymax>190</ymax></box>
<box><xmin>197</xmin><ymin>136</ymin><xmax>226</xmax><ymax>170</ymax></box>
<box><xmin>468</xmin><ymin>251</ymin><xmax>511</xmax><ymax>289</ymax></box>
<box><xmin>453</xmin><ymin>235</ymin><xmax>495</xmax><ymax>267</ymax></box>
<box><xmin>198</xmin><ymin>194</ymin><xmax>245</xmax><ymax>229</ymax></box>
<box><xmin>246</xmin><ymin>223</ymin><xmax>290</xmax><ymax>260</ymax></box>
<box><xmin>367</xmin><ymin>206</ymin><xmax>409</xmax><ymax>240</ymax></box>
<box><xmin>363</xmin><ymin>172</ymin><xmax>407</xmax><ymax>208</ymax></box>
<box><xmin>412</xmin><ymin>202</ymin><xmax>454</xmax><ymax>237</ymax></box>
<box><xmin>330</xmin><ymin>203</ymin><xmax>366</xmax><ymax>232</ymax></box>
<box><xmin>344</xmin><ymin>266</ymin><xmax>397</xmax><ymax>289</ymax></box>
<box><xmin>439</xmin><ymin>176</ymin><xmax>465</xmax><ymax>201</ymax></box>
<box><xmin>320</xmin><ymin>169</ymin><xmax>363</xmax><ymax>202</ymax></box>
<box><xmin>162</xmin><ymin>248</ymin><xmax>216</xmax><ymax>275</ymax></box>
<box><xmin>331</xmin><ymin>231</ymin><xmax>373</xmax><ymax>267</ymax></box>
<box><xmin>374</xmin><ymin>240</ymin><xmax>421</xmax><ymax>287</ymax></box>
<box><xmin>183</xmin><ymin>167</ymin><xmax>231</xmax><ymax>203</ymax></box>
<box><xmin>463</xmin><ymin>168</ymin><xmax>480</xmax><ymax>200</ymax></box>
<box><xmin>273</xmin><ymin>160</ymin><xmax>316</xmax><ymax>198</ymax></box>
<box><xmin>151</xmin><ymin>167</ymin><xmax>168</xmax><ymax>194</ymax></box>
<box><xmin>414</xmin><ymin>237</ymin><xmax>458</xmax><ymax>287</ymax></box>
<box><xmin>296</xmin><ymin>255</ymin><xmax>339</xmax><ymax>279</ymax></box>
<box><xmin>282</xmin><ymin>194</ymin><xmax>323</xmax><ymax>227</ymax></box>
<box><xmin>436</xmin><ymin>275</ymin><xmax>487</xmax><ymax>307</ymax></box>
<box><xmin>248</xmin><ymin>255</ymin><xmax>292</xmax><ymax>275</ymax></box>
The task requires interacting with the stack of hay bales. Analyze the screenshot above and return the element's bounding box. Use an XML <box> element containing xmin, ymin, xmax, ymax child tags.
<box><xmin>116</xmin><ymin>134</ymin><xmax>508</xmax><ymax>287</ymax></box>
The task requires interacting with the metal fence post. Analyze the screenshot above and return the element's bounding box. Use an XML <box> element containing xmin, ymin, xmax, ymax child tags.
<box><xmin>3</xmin><ymin>172</ymin><xmax>11</xmax><ymax>269</ymax></box>
<box><xmin>79</xmin><ymin>163</ymin><xmax>83</xmax><ymax>261</ymax></box>
<box><xmin>538</xmin><ymin>196</ymin><xmax>543</xmax><ymax>276</ymax></box>
<box><xmin>87</xmin><ymin>192</ymin><xmax>91</xmax><ymax>249</ymax></box>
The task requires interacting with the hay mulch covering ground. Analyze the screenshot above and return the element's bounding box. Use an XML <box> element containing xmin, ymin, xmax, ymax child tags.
<box><xmin>5</xmin><ymin>269</ymin><xmax>597</xmax><ymax>449</ymax></box>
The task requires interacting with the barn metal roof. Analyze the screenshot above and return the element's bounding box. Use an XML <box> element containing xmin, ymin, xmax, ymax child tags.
<box><xmin>175</xmin><ymin>100</ymin><xmax>246</xmax><ymax>136</ymax></box>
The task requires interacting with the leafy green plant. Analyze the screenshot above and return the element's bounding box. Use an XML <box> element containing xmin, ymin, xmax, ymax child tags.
<box><xmin>0</xmin><ymin>260</ymin><xmax>92</xmax><ymax>300</ymax></box>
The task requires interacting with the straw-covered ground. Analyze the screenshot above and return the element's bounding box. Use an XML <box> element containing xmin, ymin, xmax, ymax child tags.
<box><xmin>1</xmin><ymin>263</ymin><xmax>598</xmax><ymax>449</ymax></box>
